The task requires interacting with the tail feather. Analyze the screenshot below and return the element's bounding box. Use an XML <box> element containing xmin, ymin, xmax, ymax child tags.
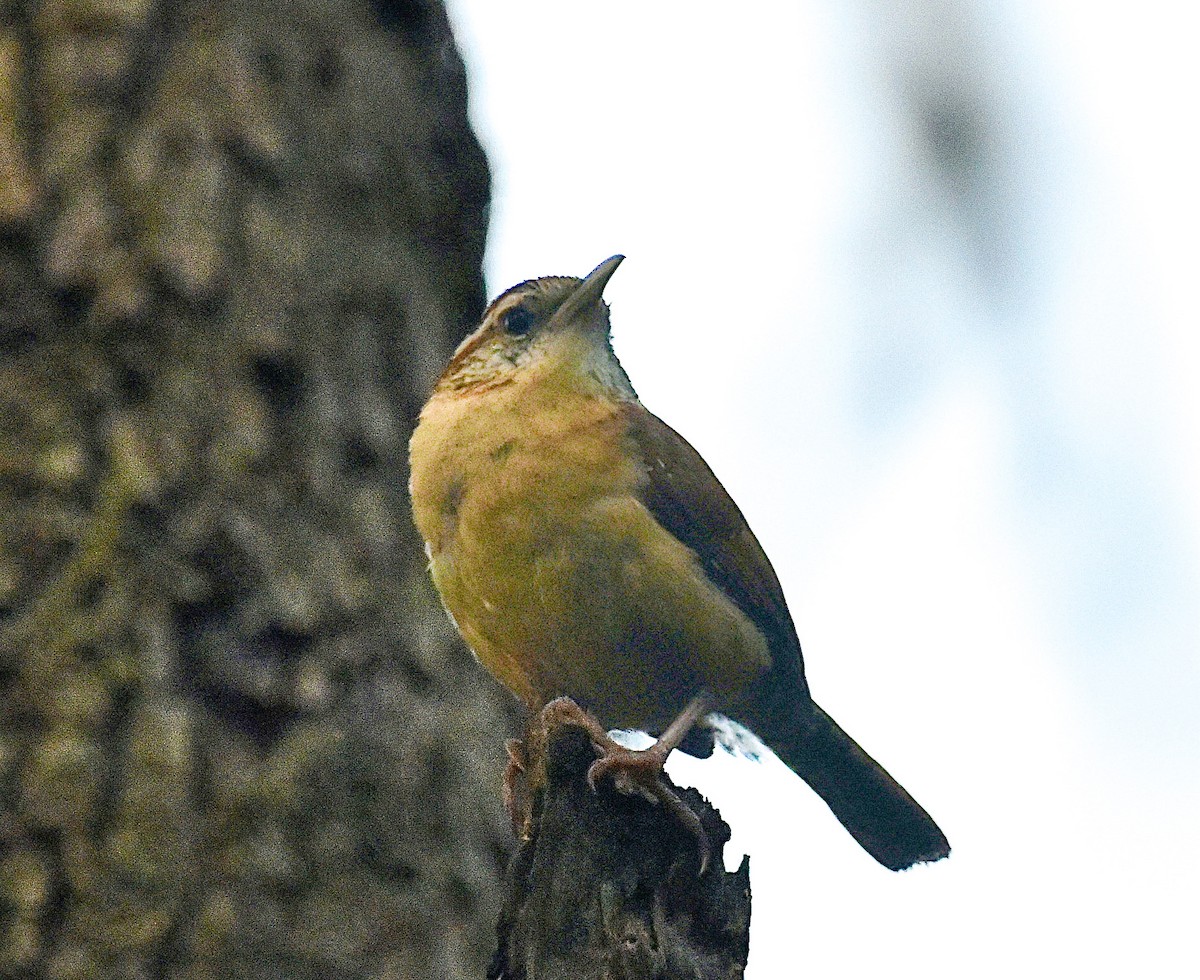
<box><xmin>767</xmin><ymin>702</ymin><xmax>950</xmax><ymax>871</ymax></box>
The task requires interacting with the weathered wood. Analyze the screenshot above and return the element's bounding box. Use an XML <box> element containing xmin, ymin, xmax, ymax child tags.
<box><xmin>492</xmin><ymin>722</ymin><xmax>751</xmax><ymax>980</ymax></box>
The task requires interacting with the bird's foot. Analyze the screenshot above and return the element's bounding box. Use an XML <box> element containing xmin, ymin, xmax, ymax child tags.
<box><xmin>587</xmin><ymin>741</ymin><xmax>710</xmax><ymax>873</ymax></box>
<box><xmin>542</xmin><ymin>694</ymin><xmax>714</xmax><ymax>873</ymax></box>
<box><xmin>539</xmin><ymin>696</ymin><xmax>618</xmax><ymax>748</ymax></box>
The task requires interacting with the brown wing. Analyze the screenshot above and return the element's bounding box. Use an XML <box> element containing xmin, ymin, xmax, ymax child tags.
<box><xmin>620</xmin><ymin>402</ymin><xmax>810</xmax><ymax>703</ymax></box>
<box><xmin>623</xmin><ymin>406</ymin><xmax>951</xmax><ymax>870</ymax></box>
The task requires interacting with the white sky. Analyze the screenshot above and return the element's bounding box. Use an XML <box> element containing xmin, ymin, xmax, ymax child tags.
<box><xmin>445</xmin><ymin>2</ymin><xmax>1199</xmax><ymax>975</ymax></box>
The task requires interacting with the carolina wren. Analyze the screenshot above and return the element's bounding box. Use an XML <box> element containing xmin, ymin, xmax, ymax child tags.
<box><xmin>409</xmin><ymin>255</ymin><xmax>949</xmax><ymax>870</ymax></box>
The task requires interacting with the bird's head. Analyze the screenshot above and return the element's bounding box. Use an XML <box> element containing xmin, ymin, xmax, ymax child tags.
<box><xmin>434</xmin><ymin>255</ymin><xmax>634</xmax><ymax>399</ymax></box>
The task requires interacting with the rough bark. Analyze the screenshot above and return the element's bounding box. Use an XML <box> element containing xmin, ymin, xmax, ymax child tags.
<box><xmin>0</xmin><ymin>1</ymin><xmax>516</xmax><ymax>977</ymax></box>
<box><xmin>492</xmin><ymin>723</ymin><xmax>751</xmax><ymax>980</ymax></box>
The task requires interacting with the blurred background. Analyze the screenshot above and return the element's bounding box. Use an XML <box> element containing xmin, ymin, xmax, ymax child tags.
<box><xmin>447</xmin><ymin>1</ymin><xmax>1199</xmax><ymax>976</ymax></box>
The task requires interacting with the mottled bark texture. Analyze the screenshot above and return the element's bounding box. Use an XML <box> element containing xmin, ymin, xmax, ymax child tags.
<box><xmin>493</xmin><ymin>724</ymin><xmax>751</xmax><ymax>980</ymax></box>
<box><xmin>0</xmin><ymin>1</ymin><xmax>516</xmax><ymax>977</ymax></box>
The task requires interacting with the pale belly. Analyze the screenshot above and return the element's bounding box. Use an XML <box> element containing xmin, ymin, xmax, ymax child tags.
<box><xmin>430</xmin><ymin>483</ymin><xmax>770</xmax><ymax>733</ymax></box>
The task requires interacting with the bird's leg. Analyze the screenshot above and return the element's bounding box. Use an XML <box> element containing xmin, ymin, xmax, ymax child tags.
<box><xmin>504</xmin><ymin>697</ymin><xmax>612</xmax><ymax>839</ymax></box>
<box><xmin>544</xmin><ymin>686</ymin><xmax>710</xmax><ymax>873</ymax></box>
<box><xmin>586</xmin><ymin>693</ymin><xmax>713</xmax><ymax>787</ymax></box>
<box><xmin>503</xmin><ymin>736</ymin><xmax>532</xmax><ymax>839</ymax></box>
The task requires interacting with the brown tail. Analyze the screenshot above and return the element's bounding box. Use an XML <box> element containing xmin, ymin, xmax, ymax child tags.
<box><xmin>767</xmin><ymin>702</ymin><xmax>950</xmax><ymax>870</ymax></box>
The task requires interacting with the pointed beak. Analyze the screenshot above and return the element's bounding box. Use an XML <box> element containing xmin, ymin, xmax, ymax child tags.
<box><xmin>552</xmin><ymin>254</ymin><xmax>624</xmax><ymax>326</ymax></box>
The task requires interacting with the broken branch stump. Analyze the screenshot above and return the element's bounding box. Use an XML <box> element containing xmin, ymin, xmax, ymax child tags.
<box><xmin>490</xmin><ymin>721</ymin><xmax>752</xmax><ymax>979</ymax></box>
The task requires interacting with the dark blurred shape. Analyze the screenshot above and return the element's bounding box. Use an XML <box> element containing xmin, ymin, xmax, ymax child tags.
<box><xmin>371</xmin><ymin>0</ymin><xmax>438</xmax><ymax>44</ymax></box>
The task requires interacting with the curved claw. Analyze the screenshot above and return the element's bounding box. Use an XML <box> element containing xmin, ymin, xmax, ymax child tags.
<box><xmin>538</xmin><ymin>694</ymin><xmax>716</xmax><ymax>874</ymax></box>
<box><xmin>585</xmin><ymin>742</ymin><xmax>710</xmax><ymax>874</ymax></box>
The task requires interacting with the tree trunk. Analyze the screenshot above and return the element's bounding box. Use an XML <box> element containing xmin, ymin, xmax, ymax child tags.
<box><xmin>0</xmin><ymin>1</ymin><xmax>516</xmax><ymax>977</ymax></box>
<box><xmin>492</xmin><ymin>722</ymin><xmax>751</xmax><ymax>980</ymax></box>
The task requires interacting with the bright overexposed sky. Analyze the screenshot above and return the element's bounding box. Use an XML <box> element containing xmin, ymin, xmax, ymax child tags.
<box><xmin>444</xmin><ymin>2</ymin><xmax>1199</xmax><ymax>975</ymax></box>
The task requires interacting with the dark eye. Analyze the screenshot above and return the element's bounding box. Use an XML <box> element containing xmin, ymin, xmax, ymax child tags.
<box><xmin>502</xmin><ymin>305</ymin><xmax>535</xmax><ymax>337</ymax></box>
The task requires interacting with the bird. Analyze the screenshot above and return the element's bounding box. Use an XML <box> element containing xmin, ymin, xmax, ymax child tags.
<box><xmin>408</xmin><ymin>255</ymin><xmax>950</xmax><ymax>871</ymax></box>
